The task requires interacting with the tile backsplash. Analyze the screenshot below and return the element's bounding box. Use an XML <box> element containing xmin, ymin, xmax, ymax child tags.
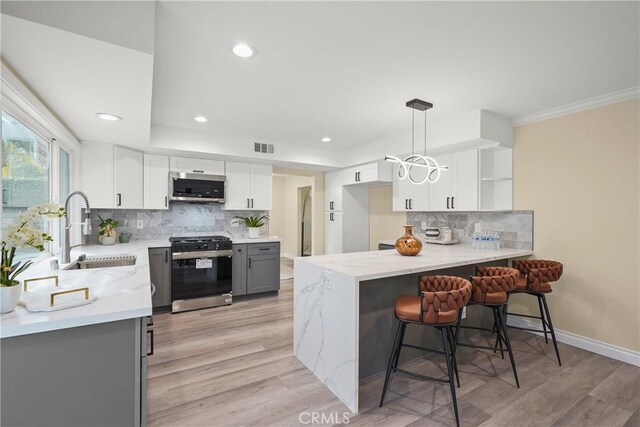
<box><xmin>406</xmin><ymin>211</ymin><xmax>533</xmax><ymax>250</ymax></box>
<box><xmin>90</xmin><ymin>203</ymin><xmax>269</xmax><ymax>243</ymax></box>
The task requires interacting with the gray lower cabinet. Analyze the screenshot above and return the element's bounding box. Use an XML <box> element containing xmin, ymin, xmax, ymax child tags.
<box><xmin>1</xmin><ymin>318</ymin><xmax>148</xmax><ymax>426</ymax></box>
<box><xmin>233</xmin><ymin>242</ymin><xmax>280</xmax><ymax>296</ymax></box>
<box><xmin>149</xmin><ymin>247</ymin><xmax>171</xmax><ymax>307</ymax></box>
<box><xmin>232</xmin><ymin>244</ymin><xmax>248</xmax><ymax>296</ymax></box>
<box><xmin>378</xmin><ymin>243</ymin><xmax>395</xmax><ymax>250</ymax></box>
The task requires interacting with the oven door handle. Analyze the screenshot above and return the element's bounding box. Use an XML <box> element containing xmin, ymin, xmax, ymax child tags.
<box><xmin>172</xmin><ymin>250</ymin><xmax>233</xmax><ymax>260</ymax></box>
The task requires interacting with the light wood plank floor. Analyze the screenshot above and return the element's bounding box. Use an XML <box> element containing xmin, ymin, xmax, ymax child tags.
<box><xmin>148</xmin><ymin>280</ymin><xmax>639</xmax><ymax>426</ymax></box>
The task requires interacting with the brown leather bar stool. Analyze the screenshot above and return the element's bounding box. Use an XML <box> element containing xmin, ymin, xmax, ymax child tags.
<box><xmin>507</xmin><ymin>260</ymin><xmax>564</xmax><ymax>365</ymax></box>
<box><xmin>455</xmin><ymin>266</ymin><xmax>521</xmax><ymax>388</ymax></box>
<box><xmin>380</xmin><ymin>275</ymin><xmax>472</xmax><ymax>427</ymax></box>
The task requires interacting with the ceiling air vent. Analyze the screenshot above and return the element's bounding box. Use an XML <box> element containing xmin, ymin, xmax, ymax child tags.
<box><xmin>253</xmin><ymin>142</ymin><xmax>275</xmax><ymax>154</ymax></box>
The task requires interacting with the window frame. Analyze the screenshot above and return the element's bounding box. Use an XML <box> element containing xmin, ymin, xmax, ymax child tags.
<box><xmin>1</xmin><ymin>61</ymin><xmax>80</xmax><ymax>259</ymax></box>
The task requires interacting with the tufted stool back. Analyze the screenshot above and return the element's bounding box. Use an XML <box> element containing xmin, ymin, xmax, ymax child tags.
<box><xmin>418</xmin><ymin>275</ymin><xmax>472</xmax><ymax>325</ymax></box>
<box><xmin>512</xmin><ymin>260</ymin><xmax>563</xmax><ymax>293</ymax></box>
<box><xmin>470</xmin><ymin>266</ymin><xmax>520</xmax><ymax>304</ymax></box>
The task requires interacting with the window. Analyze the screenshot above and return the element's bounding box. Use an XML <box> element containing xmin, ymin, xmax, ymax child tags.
<box><xmin>1</xmin><ymin>111</ymin><xmax>51</xmax><ymax>258</ymax></box>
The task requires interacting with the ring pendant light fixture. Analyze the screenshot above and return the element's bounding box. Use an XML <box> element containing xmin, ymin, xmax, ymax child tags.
<box><xmin>385</xmin><ymin>99</ymin><xmax>448</xmax><ymax>184</ymax></box>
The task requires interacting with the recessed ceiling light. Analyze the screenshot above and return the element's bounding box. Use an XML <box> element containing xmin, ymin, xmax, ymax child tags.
<box><xmin>232</xmin><ymin>43</ymin><xmax>255</xmax><ymax>58</ymax></box>
<box><xmin>194</xmin><ymin>116</ymin><xmax>208</xmax><ymax>123</ymax></box>
<box><xmin>321</xmin><ymin>137</ymin><xmax>332</xmax><ymax>143</ymax></box>
<box><xmin>96</xmin><ymin>113</ymin><xmax>122</xmax><ymax>121</ymax></box>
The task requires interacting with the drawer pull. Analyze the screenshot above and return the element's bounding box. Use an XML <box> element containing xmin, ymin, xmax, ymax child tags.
<box><xmin>50</xmin><ymin>287</ymin><xmax>89</xmax><ymax>307</ymax></box>
<box><xmin>24</xmin><ymin>275</ymin><xmax>59</xmax><ymax>292</ymax></box>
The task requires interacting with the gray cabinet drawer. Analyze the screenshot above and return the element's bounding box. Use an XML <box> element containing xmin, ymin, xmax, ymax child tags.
<box><xmin>248</xmin><ymin>242</ymin><xmax>280</xmax><ymax>255</ymax></box>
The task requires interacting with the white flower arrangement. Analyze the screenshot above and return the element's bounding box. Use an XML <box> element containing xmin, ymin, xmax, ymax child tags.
<box><xmin>1</xmin><ymin>204</ymin><xmax>66</xmax><ymax>287</ymax></box>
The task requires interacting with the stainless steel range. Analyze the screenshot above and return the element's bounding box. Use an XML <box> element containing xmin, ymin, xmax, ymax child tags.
<box><xmin>170</xmin><ymin>235</ymin><xmax>233</xmax><ymax>313</ymax></box>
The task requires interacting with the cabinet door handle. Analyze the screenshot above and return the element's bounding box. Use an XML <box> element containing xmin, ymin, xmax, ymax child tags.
<box><xmin>165</xmin><ymin>196</ymin><xmax>168</xmax><ymax>207</ymax></box>
<box><xmin>248</xmin><ymin>258</ymin><xmax>252</xmax><ymax>268</ymax></box>
<box><xmin>147</xmin><ymin>329</ymin><xmax>154</xmax><ymax>356</ymax></box>
<box><xmin>446</xmin><ymin>197</ymin><xmax>450</xmax><ymax>209</ymax></box>
<box><xmin>247</xmin><ymin>198</ymin><xmax>250</xmax><ymax>208</ymax></box>
<box><xmin>165</xmin><ymin>250</ymin><xmax>168</xmax><ymax>263</ymax></box>
<box><xmin>409</xmin><ymin>199</ymin><xmax>413</xmax><ymax>210</ymax></box>
<box><xmin>330</xmin><ymin>201</ymin><xmax>334</xmax><ymax>210</ymax></box>
<box><xmin>117</xmin><ymin>193</ymin><xmax>122</xmax><ymax>206</ymax></box>
<box><xmin>451</xmin><ymin>196</ymin><xmax>455</xmax><ymax>210</ymax></box>
<box><xmin>405</xmin><ymin>199</ymin><xmax>408</xmax><ymax>210</ymax></box>
<box><xmin>192</xmin><ymin>169</ymin><xmax>204</xmax><ymax>174</ymax></box>
<box><xmin>251</xmin><ymin>198</ymin><xmax>254</xmax><ymax>208</ymax></box>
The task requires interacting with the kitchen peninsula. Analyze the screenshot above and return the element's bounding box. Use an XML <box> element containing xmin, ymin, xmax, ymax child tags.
<box><xmin>293</xmin><ymin>245</ymin><xmax>533</xmax><ymax>413</ymax></box>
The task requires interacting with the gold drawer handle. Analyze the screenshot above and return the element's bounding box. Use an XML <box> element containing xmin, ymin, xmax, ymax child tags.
<box><xmin>50</xmin><ymin>287</ymin><xmax>89</xmax><ymax>307</ymax></box>
<box><xmin>24</xmin><ymin>275</ymin><xmax>59</xmax><ymax>292</ymax></box>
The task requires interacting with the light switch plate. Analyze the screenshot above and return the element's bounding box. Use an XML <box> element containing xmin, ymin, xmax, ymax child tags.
<box><xmin>136</xmin><ymin>220</ymin><xmax>144</xmax><ymax>229</ymax></box>
<box><xmin>421</xmin><ymin>221</ymin><xmax>427</xmax><ymax>230</ymax></box>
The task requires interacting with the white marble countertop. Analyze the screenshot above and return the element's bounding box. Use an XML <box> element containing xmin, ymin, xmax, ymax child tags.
<box><xmin>296</xmin><ymin>244</ymin><xmax>533</xmax><ymax>282</ymax></box>
<box><xmin>1</xmin><ymin>236</ymin><xmax>281</xmax><ymax>338</ymax></box>
<box><xmin>231</xmin><ymin>236</ymin><xmax>281</xmax><ymax>244</ymax></box>
<box><xmin>0</xmin><ymin>241</ymin><xmax>163</xmax><ymax>339</ymax></box>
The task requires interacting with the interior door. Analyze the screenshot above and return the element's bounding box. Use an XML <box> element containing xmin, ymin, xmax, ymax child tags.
<box><xmin>428</xmin><ymin>153</ymin><xmax>452</xmax><ymax>211</ymax></box>
<box><xmin>451</xmin><ymin>149</ymin><xmax>479</xmax><ymax>211</ymax></box>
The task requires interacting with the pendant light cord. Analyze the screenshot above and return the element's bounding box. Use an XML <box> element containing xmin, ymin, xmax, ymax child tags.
<box><xmin>411</xmin><ymin>109</ymin><xmax>415</xmax><ymax>156</ymax></box>
<box><xmin>424</xmin><ymin>110</ymin><xmax>427</xmax><ymax>155</ymax></box>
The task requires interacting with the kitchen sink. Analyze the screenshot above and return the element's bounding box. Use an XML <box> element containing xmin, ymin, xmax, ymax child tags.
<box><xmin>63</xmin><ymin>254</ymin><xmax>137</xmax><ymax>270</ymax></box>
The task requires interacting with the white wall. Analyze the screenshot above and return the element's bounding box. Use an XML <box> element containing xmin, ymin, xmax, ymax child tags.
<box><xmin>270</xmin><ymin>173</ymin><xmax>314</xmax><ymax>258</ymax></box>
<box><xmin>513</xmin><ymin>99</ymin><xmax>639</xmax><ymax>352</ymax></box>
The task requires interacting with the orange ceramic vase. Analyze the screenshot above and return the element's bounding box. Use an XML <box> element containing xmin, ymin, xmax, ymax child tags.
<box><xmin>395</xmin><ymin>225</ymin><xmax>423</xmax><ymax>256</ymax></box>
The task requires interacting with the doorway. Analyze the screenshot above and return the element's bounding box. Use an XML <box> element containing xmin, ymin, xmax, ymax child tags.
<box><xmin>299</xmin><ymin>186</ymin><xmax>312</xmax><ymax>257</ymax></box>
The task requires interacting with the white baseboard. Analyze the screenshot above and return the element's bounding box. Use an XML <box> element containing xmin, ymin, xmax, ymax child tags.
<box><xmin>507</xmin><ymin>316</ymin><xmax>640</xmax><ymax>367</ymax></box>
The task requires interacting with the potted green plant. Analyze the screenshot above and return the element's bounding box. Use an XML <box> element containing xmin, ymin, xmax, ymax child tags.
<box><xmin>1</xmin><ymin>204</ymin><xmax>66</xmax><ymax>313</ymax></box>
<box><xmin>235</xmin><ymin>215</ymin><xmax>269</xmax><ymax>239</ymax></box>
<box><xmin>97</xmin><ymin>216</ymin><xmax>119</xmax><ymax>245</ymax></box>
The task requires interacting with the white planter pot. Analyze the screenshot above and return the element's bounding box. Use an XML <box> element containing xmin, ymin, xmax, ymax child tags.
<box><xmin>248</xmin><ymin>227</ymin><xmax>261</xmax><ymax>239</ymax></box>
<box><xmin>101</xmin><ymin>236</ymin><xmax>116</xmax><ymax>245</ymax></box>
<box><xmin>0</xmin><ymin>284</ymin><xmax>22</xmax><ymax>314</ymax></box>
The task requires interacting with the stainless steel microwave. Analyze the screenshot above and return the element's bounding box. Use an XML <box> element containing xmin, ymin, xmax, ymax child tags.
<box><xmin>169</xmin><ymin>172</ymin><xmax>226</xmax><ymax>203</ymax></box>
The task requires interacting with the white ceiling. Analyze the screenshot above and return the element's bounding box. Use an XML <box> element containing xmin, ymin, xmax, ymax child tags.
<box><xmin>0</xmin><ymin>13</ymin><xmax>154</xmax><ymax>146</ymax></box>
<box><xmin>151</xmin><ymin>1</ymin><xmax>639</xmax><ymax>149</ymax></box>
<box><xmin>1</xmin><ymin>1</ymin><xmax>638</xmax><ymax>155</ymax></box>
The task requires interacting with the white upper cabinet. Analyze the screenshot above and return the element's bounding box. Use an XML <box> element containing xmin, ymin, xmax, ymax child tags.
<box><xmin>428</xmin><ymin>149</ymin><xmax>478</xmax><ymax>211</ymax></box>
<box><xmin>144</xmin><ymin>154</ymin><xmax>169</xmax><ymax>210</ymax></box>
<box><xmin>80</xmin><ymin>143</ymin><xmax>143</xmax><ymax>209</ymax></box>
<box><xmin>114</xmin><ymin>147</ymin><xmax>144</xmax><ymax>209</ymax></box>
<box><xmin>324</xmin><ymin>171</ymin><xmax>343</xmax><ymax>211</ymax></box>
<box><xmin>169</xmin><ymin>156</ymin><xmax>225</xmax><ymax>175</ymax></box>
<box><xmin>392</xmin><ymin>164</ymin><xmax>430</xmax><ymax>212</ymax></box>
<box><xmin>249</xmin><ymin>164</ymin><xmax>273</xmax><ymax>210</ymax></box>
<box><xmin>224</xmin><ymin>162</ymin><xmax>272</xmax><ymax>211</ymax></box>
<box><xmin>80</xmin><ymin>143</ymin><xmax>114</xmax><ymax>209</ymax></box>
<box><xmin>342</xmin><ymin>161</ymin><xmax>392</xmax><ymax>186</ymax></box>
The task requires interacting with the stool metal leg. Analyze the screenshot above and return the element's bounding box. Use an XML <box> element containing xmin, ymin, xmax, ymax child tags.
<box><xmin>541</xmin><ymin>294</ymin><xmax>562</xmax><ymax>366</ymax></box>
<box><xmin>497</xmin><ymin>305</ymin><xmax>520</xmax><ymax>388</ymax></box>
<box><xmin>447</xmin><ymin>325</ymin><xmax>461</xmax><ymax>388</ymax></box>
<box><xmin>493</xmin><ymin>307</ymin><xmax>505</xmax><ymax>358</ymax></box>
<box><xmin>537</xmin><ymin>295</ymin><xmax>549</xmax><ymax>343</ymax></box>
<box><xmin>441</xmin><ymin>327</ymin><xmax>460</xmax><ymax>427</ymax></box>
<box><xmin>380</xmin><ymin>320</ymin><xmax>404</xmax><ymax>407</ymax></box>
